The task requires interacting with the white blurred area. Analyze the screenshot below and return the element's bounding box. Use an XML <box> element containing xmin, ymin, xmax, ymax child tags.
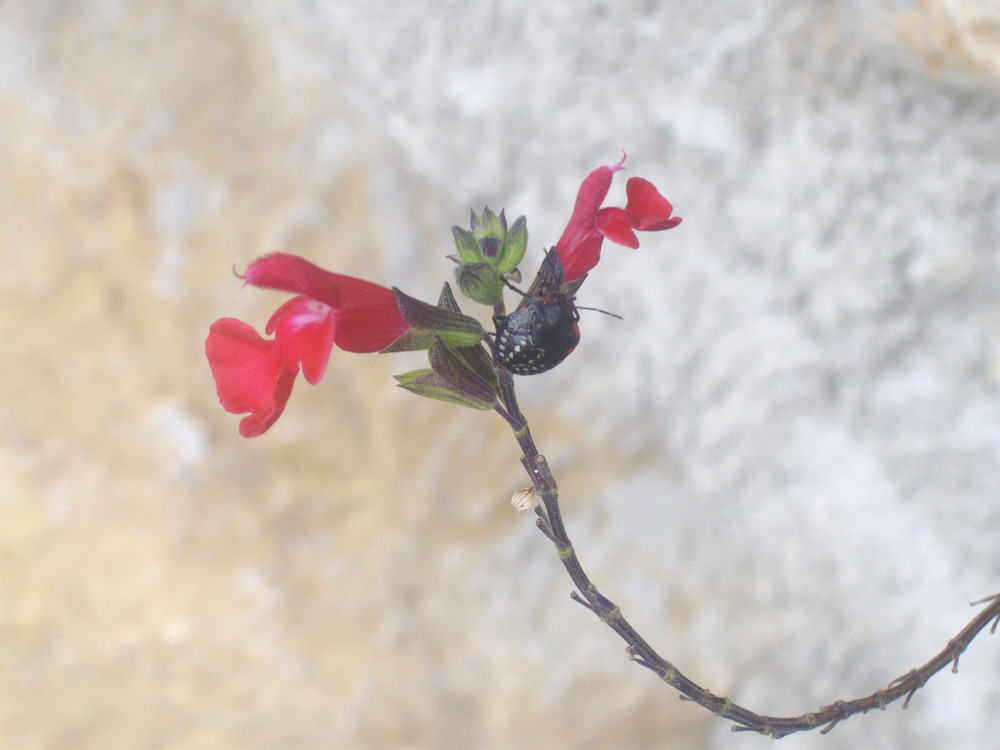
<box><xmin>2</xmin><ymin>1</ymin><xmax>999</xmax><ymax>748</ymax></box>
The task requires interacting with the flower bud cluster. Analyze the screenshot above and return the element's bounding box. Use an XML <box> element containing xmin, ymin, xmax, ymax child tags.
<box><xmin>450</xmin><ymin>208</ymin><xmax>527</xmax><ymax>306</ymax></box>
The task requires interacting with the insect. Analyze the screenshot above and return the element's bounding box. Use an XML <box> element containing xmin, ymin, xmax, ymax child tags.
<box><xmin>494</xmin><ymin>250</ymin><xmax>586</xmax><ymax>375</ymax></box>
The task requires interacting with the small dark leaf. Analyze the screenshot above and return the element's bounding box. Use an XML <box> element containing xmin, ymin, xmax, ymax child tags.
<box><xmin>454</xmin><ymin>342</ymin><xmax>497</xmax><ymax>389</ymax></box>
<box><xmin>395</xmin><ymin>369</ymin><xmax>496</xmax><ymax>410</ymax></box>
<box><xmin>428</xmin><ymin>339</ymin><xmax>498</xmax><ymax>408</ymax></box>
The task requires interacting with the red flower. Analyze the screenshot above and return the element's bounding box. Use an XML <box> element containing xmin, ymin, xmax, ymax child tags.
<box><xmin>206</xmin><ymin>253</ymin><xmax>408</xmax><ymax>437</ymax></box>
<box><xmin>554</xmin><ymin>155</ymin><xmax>681</xmax><ymax>281</ymax></box>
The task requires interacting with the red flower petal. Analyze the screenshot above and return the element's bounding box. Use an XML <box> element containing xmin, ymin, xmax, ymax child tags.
<box><xmin>596</xmin><ymin>207</ymin><xmax>639</xmax><ymax>248</ymax></box>
<box><xmin>205</xmin><ymin>318</ymin><xmax>298</xmax><ymax>437</ymax></box>
<box><xmin>244</xmin><ymin>253</ymin><xmax>408</xmax><ymax>352</ymax></box>
<box><xmin>554</xmin><ymin>160</ymin><xmax>626</xmax><ymax>281</ymax></box>
<box><xmin>554</xmin><ymin>162</ymin><xmax>682</xmax><ymax>280</ymax></box>
<box><xmin>331</xmin><ymin>292</ymin><xmax>409</xmax><ymax>353</ymax></box>
<box><xmin>624</xmin><ymin>177</ymin><xmax>682</xmax><ymax>231</ymax></box>
<box><xmin>558</xmin><ymin>235</ymin><xmax>603</xmax><ymax>282</ymax></box>
<box><xmin>267</xmin><ymin>296</ymin><xmax>337</xmax><ymax>385</ymax></box>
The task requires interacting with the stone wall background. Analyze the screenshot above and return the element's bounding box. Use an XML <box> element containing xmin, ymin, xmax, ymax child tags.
<box><xmin>2</xmin><ymin>1</ymin><xmax>1000</xmax><ymax>748</ymax></box>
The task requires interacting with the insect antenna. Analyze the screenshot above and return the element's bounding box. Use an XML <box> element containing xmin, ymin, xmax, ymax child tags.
<box><xmin>576</xmin><ymin>305</ymin><xmax>623</xmax><ymax>320</ymax></box>
<box><xmin>504</xmin><ymin>279</ymin><xmax>528</xmax><ymax>297</ymax></box>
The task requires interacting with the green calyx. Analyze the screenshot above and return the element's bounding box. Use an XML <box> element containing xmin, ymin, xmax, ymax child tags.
<box><xmin>455</xmin><ymin>262</ymin><xmax>504</xmax><ymax>306</ymax></box>
<box><xmin>393</xmin><ymin>337</ymin><xmax>497</xmax><ymax>411</ymax></box>
<box><xmin>451</xmin><ymin>207</ymin><xmax>527</xmax><ymax>308</ymax></box>
<box><xmin>394</xmin><ymin>368</ymin><xmax>497</xmax><ymax>410</ymax></box>
<box><xmin>382</xmin><ymin>286</ymin><xmax>487</xmax><ymax>352</ymax></box>
<box><xmin>386</xmin><ymin>283</ymin><xmax>499</xmax><ymax>411</ymax></box>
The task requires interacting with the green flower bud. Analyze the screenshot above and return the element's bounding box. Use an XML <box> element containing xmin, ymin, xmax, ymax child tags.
<box><xmin>455</xmin><ymin>262</ymin><xmax>504</xmax><ymax>306</ymax></box>
<box><xmin>452</xmin><ymin>207</ymin><xmax>529</xmax><ymax>279</ymax></box>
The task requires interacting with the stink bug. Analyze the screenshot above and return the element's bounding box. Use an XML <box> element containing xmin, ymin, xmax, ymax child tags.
<box><xmin>495</xmin><ymin>250</ymin><xmax>585</xmax><ymax>375</ymax></box>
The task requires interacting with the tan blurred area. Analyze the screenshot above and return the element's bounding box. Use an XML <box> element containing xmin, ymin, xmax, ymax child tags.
<box><xmin>895</xmin><ymin>0</ymin><xmax>1000</xmax><ymax>80</ymax></box>
<box><xmin>4</xmin><ymin>2</ymin><xmax>1000</xmax><ymax>749</ymax></box>
<box><xmin>1</xmin><ymin>3</ymin><xmax>676</xmax><ymax>748</ymax></box>
<box><xmin>0</xmin><ymin>4</ymin><xmax>536</xmax><ymax>749</ymax></box>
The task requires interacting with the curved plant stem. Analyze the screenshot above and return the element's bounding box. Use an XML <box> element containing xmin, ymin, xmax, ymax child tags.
<box><xmin>493</xmin><ymin>370</ymin><xmax>999</xmax><ymax>737</ymax></box>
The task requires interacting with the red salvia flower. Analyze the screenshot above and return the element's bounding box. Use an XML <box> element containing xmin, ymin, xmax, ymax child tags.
<box><xmin>206</xmin><ymin>253</ymin><xmax>408</xmax><ymax>437</ymax></box>
<box><xmin>554</xmin><ymin>155</ymin><xmax>682</xmax><ymax>281</ymax></box>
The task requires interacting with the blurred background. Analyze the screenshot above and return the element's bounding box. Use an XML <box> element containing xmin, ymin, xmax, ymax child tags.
<box><xmin>3</xmin><ymin>1</ymin><xmax>1000</xmax><ymax>748</ymax></box>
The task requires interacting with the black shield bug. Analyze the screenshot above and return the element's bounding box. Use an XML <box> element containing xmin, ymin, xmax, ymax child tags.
<box><xmin>494</xmin><ymin>250</ymin><xmax>586</xmax><ymax>375</ymax></box>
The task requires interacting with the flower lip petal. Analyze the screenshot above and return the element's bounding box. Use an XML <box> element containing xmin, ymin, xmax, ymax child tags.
<box><xmin>205</xmin><ymin>317</ymin><xmax>299</xmax><ymax>437</ymax></box>
<box><xmin>596</xmin><ymin>207</ymin><xmax>639</xmax><ymax>248</ymax></box>
<box><xmin>239</xmin><ymin>368</ymin><xmax>296</xmax><ymax>437</ymax></box>
<box><xmin>624</xmin><ymin>177</ymin><xmax>682</xmax><ymax>230</ymax></box>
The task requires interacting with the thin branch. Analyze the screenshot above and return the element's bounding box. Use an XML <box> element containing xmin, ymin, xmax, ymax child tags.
<box><xmin>495</xmin><ymin>371</ymin><xmax>999</xmax><ymax>737</ymax></box>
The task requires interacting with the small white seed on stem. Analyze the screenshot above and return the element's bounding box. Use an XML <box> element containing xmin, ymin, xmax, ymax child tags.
<box><xmin>511</xmin><ymin>487</ymin><xmax>540</xmax><ymax>512</ymax></box>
